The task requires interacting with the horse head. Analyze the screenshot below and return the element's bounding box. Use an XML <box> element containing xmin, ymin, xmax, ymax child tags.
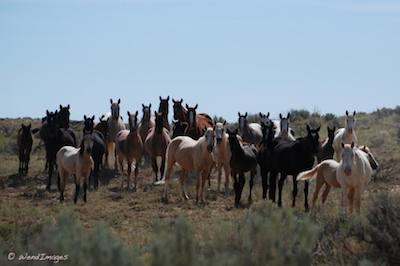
<box><xmin>58</xmin><ymin>104</ymin><xmax>70</xmax><ymax>128</ymax></box>
<box><xmin>80</xmin><ymin>134</ymin><xmax>94</xmax><ymax>156</ymax></box>
<box><xmin>214</xmin><ymin>120</ymin><xmax>227</xmax><ymax>144</ymax></box>
<box><xmin>186</xmin><ymin>104</ymin><xmax>198</xmax><ymax>128</ymax></box>
<box><xmin>345</xmin><ymin>110</ymin><xmax>356</xmax><ymax>133</ymax></box>
<box><xmin>238</xmin><ymin>112</ymin><xmax>248</xmax><ymax>131</ymax></box>
<box><xmin>83</xmin><ymin>115</ymin><xmax>95</xmax><ymax>135</ymax></box>
<box><xmin>172</xmin><ymin>98</ymin><xmax>185</xmax><ymax>121</ymax></box>
<box><xmin>142</xmin><ymin>103</ymin><xmax>152</xmax><ymax>122</ymax></box>
<box><xmin>259</xmin><ymin>112</ymin><xmax>271</xmax><ymax>127</ymax></box>
<box><xmin>279</xmin><ymin>113</ymin><xmax>291</xmax><ymax>136</ymax></box>
<box><xmin>158</xmin><ymin>96</ymin><xmax>170</xmax><ymax>117</ymax></box>
<box><xmin>306</xmin><ymin>124</ymin><xmax>321</xmax><ymax>154</ymax></box>
<box><xmin>341</xmin><ymin>142</ymin><xmax>355</xmax><ymax>176</ymax></box>
<box><xmin>110</xmin><ymin>99</ymin><xmax>121</xmax><ymax>120</ymax></box>
<box><xmin>327</xmin><ymin>126</ymin><xmax>336</xmax><ymax>143</ymax></box>
<box><xmin>204</xmin><ymin>127</ymin><xmax>215</xmax><ymax>153</ymax></box>
<box><xmin>127</xmin><ymin>111</ymin><xmax>139</xmax><ymax>132</ymax></box>
<box><xmin>155</xmin><ymin>111</ymin><xmax>164</xmax><ymax>133</ymax></box>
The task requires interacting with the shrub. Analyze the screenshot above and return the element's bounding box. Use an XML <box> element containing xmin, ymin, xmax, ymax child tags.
<box><xmin>364</xmin><ymin>193</ymin><xmax>400</xmax><ymax>265</ymax></box>
<box><xmin>290</xmin><ymin>109</ymin><xmax>310</xmax><ymax>121</ymax></box>
<box><xmin>324</xmin><ymin>113</ymin><xmax>336</xmax><ymax>121</ymax></box>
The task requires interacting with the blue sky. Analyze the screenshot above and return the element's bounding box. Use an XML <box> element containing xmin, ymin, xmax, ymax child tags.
<box><xmin>1</xmin><ymin>0</ymin><xmax>399</xmax><ymax>122</ymax></box>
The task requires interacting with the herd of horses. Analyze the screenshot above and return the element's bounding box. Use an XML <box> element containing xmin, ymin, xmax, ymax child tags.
<box><xmin>16</xmin><ymin>98</ymin><xmax>379</xmax><ymax>214</ymax></box>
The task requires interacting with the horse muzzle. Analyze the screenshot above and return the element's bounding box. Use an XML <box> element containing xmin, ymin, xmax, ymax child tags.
<box><xmin>207</xmin><ymin>145</ymin><xmax>213</xmax><ymax>153</ymax></box>
<box><xmin>344</xmin><ymin>168</ymin><xmax>352</xmax><ymax>176</ymax></box>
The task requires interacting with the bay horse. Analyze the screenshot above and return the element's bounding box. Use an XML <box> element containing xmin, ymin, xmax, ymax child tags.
<box><xmin>227</xmin><ymin>128</ymin><xmax>258</xmax><ymax>208</ymax></box>
<box><xmin>158</xmin><ymin>96</ymin><xmax>170</xmax><ymax>130</ymax></box>
<box><xmin>115</xmin><ymin>111</ymin><xmax>143</xmax><ymax>191</ymax></box>
<box><xmin>238</xmin><ymin>112</ymin><xmax>262</xmax><ymax>145</ymax></box>
<box><xmin>144</xmin><ymin>111</ymin><xmax>171</xmax><ymax>182</ymax></box>
<box><xmin>83</xmin><ymin>115</ymin><xmax>106</xmax><ymax>189</ymax></box>
<box><xmin>17</xmin><ymin>124</ymin><xmax>39</xmax><ymax>175</ymax></box>
<box><xmin>333</xmin><ymin>110</ymin><xmax>358</xmax><ymax>161</ymax></box>
<box><xmin>163</xmin><ymin>127</ymin><xmax>215</xmax><ymax>204</ymax></box>
<box><xmin>185</xmin><ymin>104</ymin><xmax>214</xmax><ymax>140</ymax></box>
<box><xmin>57</xmin><ymin>134</ymin><xmax>94</xmax><ymax>203</ymax></box>
<box><xmin>317</xmin><ymin>126</ymin><xmax>336</xmax><ymax>162</ymax></box>
<box><xmin>171</xmin><ymin>120</ymin><xmax>188</xmax><ymax>139</ymax></box>
<box><xmin>269</xmin><ymin>125</ymin><xmax>320</xmax><ymax>211</ymax></box>
<box><xmin>298</xmin><ymin>145</ymin><xmax>379</xmax><ymax>210</ymax></box>
<box><xmin>212</xmin><ymin>121</ymin><xmax>231</xmax><ymax>194</ymax></box>
<box><xmin>106</xmin><ymin>99</ymin><xmax>126</xmax><ymax>170</ymax></box>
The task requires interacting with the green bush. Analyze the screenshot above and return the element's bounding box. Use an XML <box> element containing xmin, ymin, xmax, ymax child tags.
<box><xmin>364</xmin><ymin>193</ymin><xmax>400</xmax><ymax>265</ymax></box>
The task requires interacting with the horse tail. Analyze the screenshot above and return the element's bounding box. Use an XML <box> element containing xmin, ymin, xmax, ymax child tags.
<box><xmin>297</xmin><ymin>164</ymin><xmax>320</xmax><ymax>181</ymax></box>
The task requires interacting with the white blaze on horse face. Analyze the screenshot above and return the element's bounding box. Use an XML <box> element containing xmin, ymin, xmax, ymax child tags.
<box><xmin>346</xmin><ymin>116</ymin><xmax>355</xmax><ymax>132</ymax></box>
<box><xmin>341</xmin><ymin>146</ymin><xmax>354</xmax><ymax>176</ymax></box>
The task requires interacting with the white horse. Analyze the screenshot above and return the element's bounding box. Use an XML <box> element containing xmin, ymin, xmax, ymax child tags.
<box><xmin>297</xmin><ymin>145</ymin><xmax>378</xmax><ymax>211</ymax></box>
<box><xmin>333</xmin><ymin>110</ymin><xmax>358</xmax><ymax>161</ymax></box>
<box><xmin>106</xmin><ymin>99</ymin><xmax>126</xmax><ymax>170</ymax></box>
<box><xmin>163</xmin><ymin>128</ymin><xmax>215</xmax><ymax>204</ymax></box>
<box><xmin>212</xmin><ymin>121</ymin><xmax>231</xmax><ymax>194</ymax></box>
<box><xmin>57</xmin><ymin>135</ymin><xmax>94</xmax><ymax>203</ymax></box>
<box><xmin>238</xmin><ymin>112</ymin><xmax>262</xmax><ymax>145</ymax></box>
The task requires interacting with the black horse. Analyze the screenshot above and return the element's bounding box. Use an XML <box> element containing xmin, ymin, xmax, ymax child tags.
<box><xmin>257</xmin><ymin>122</ymin><xmax>276</xmax><ymax>200</ymax></box>
<box><xmin>83</xmin><ymin>115</ymin><xmax>106</xmax><ymax>189</ymax></box>
<box><xmin>317</xmin><ymin>126</ymin><xmax>336</xmax><ymax>162</ymax></box>
<box><xmin>269</xmin><ymin>125</ymin><xmax>320</xmax><ymax>211</ymax></box>
<box><xmin>227</xmin><ymin>128</ymin><xmax>258</xmax><ymax>208</ymax></box>
<box><xmin>17</xmin><ymin>124</ymin><xmax>39</xmax><ymax>174</ymax></box>
<box><xmin>40</xmin><ymin>109</ymin><xmax>76</xmax><ymax>191</ymax></box>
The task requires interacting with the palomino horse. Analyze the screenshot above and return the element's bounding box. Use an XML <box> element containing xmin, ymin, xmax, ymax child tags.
<box><xmin>57</xmin><ymin>134</ymin><xmax>94</xmax><ymax>203</ymax></box>
<box><xmin>83</xmin><ymin>115</ymin><xmax>106</xmax><ymax>189</ymax></box>
<box><xmin>106</xmin><ymin>99</ymin><xmax>126</xmax><ymax>170</ymax></box>
<box><xmin>163</xmin><ymin>127</ymin><xmax>215</xmax><ymax>204</ymax></box>
<box><xmin>238</xmin><ymin>112</ymin><xmax>262</xmax><ymax>145</ymax></box>
<box><xmin>158</xmin><ymin>96</ymin><xmax>170</xmax><ymax>130</ymax></box>
<box><xmin>185</xmin><ymin>104</ymin><xmax>214</xmax><ymax>140</ymax></box>
<box><xmin>278</xmin><ymin>113</ymin><xmax>295</xmax><ymax>141</ymax></box>
<box><xmin>269</xmin><ymin>125</ymin><xmax>320</xmax><ymax>211</ymax></box>
<box><xmin>116</xmin><ymin>111</ymin><xmax>143</xmax><ymax>191</ymax></box>
<box><xmin>297</xmin><ymin>145</ymin><xmax>379</xmax><ymax>209</ymax></box>
<box><xmin>333</xmin><ymin>111</ymin><xmax>358</xmax><ymax>161</ymax></box>
<box><xmin>317</xmin><ymin>126</ymin><xmax>336</xmax><ymax>162</ymax></box>
<box><xmin>227</xmin><ymin>128</ymin><xmax>258</xmax><ymax>208</ymax></box>
<box><xmin>212</xmin><ymin>121</ymin><xmax>231</xmax><ymax>194</ymax></box>
<box><xmin>144</xmin><ymin>112</ymin><xmax>171</xmax><ymax>182</ymax></box>
<box><xmin>172</xmin><ymin>98</ymin><xmax>213</xmax><ymax>137</ymax></box>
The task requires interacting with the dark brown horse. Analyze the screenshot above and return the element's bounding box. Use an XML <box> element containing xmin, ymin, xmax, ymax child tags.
<box><xmin>144</xmin><ymin>112</ymin><xmax>171</xmax><ymax>182</ymax></box>
<box><xmin>17</xmin><ymin>124</ymin><xmax>39</xmax><ymax>175</ymax></box>
<box><xmin>317</xmin><ymin>126</ymin><xmax>336</xmax><ymax>162</ymax></box>
<box><xmin>185</xmin><ymin>104</ymin><xmax>214</xmax><ymax>140</ymax></box>
<box><xmin>158</xmin><ymin>96</ymin><xmax>170</xmax><ymax>130</ymax></box>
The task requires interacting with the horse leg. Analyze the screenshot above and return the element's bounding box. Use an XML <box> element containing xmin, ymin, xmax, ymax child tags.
<box><xmin>160</xmin><ymin>156</ymin><xmax>166</xmax><ymax>181</ymax></box>
<box><xmin>163</xmin><ymin>158</ymin><xmax>175</xmax><ymax>202</ymax></box>
<box><xmin>304</xmin><ymin>180</ymin><xmax>309</xmax><ymax>211</ymax></box>
<box><xmin>238</xmin><ymin>173</ymin><xmax>245</xmax><ymax>206</ymax></box>
<box><xmin>26</xmin><ymin>148</ymin><xmax>31</xmax><ymax>174</ymax></box>
<box><xmin>152</xmin><ymin>157</ymin><xmax>158</xmax><ymax>183</ymax></box>
<box><xmin>277</xmin><ymin>173</ymin><xmax>287</xmax><ymax>207</ymax></box>
<box><xmin>114</xmin><ymin>143</ymin><xmax>118</xmax><ymax>171</ymax></box>
<box><xmin>348</xmin><ymin>187</ymin><xmax>355</xmax><ymax>214</ymax></box>
<box><xmin>321</xmin><ymin>184</ymin><xmax>331</xmax><ymax>204</ymax></box>
<box><xmin>119</xmin><ymin>157</ymin><xmax>124</xmax><ymax>191</ymax></box>
<box><xmin>134</xmin><ymin>160</ymin><xmax>139</xmax><ymax>191</ymax></box>
<box><xmin>127</xmin><ymin>159</ymin><xmax>132</xmax><ymax>191</ymax></box>
<box><xmin>59</xmin><ymin>170</ymin><xmax>65</xmax><ymax>202</ymax></box>
<box><xmin>217</xmin><ymin>163</ymin><xmax>222</xmax><ymax>193</ymax></box>
<box><xmin>248</xmin><ymin>170</ymin><xmax>255</xmax><ymax>204</ymax></box>
<box><xmin>261</xmin><ymin>166</ymin><xmax>268</xmax><ymax>199</ymax></box>
<box><xmin>94</xmin><ymin>158</ymin><xmax>100</xmax><ymax>189</ymax></box>
<box><xmin>196</xmin><ymin>172</ymin><xmax>201</xmax><ymax>204</ymax></box>
<box><xmin>47</xmin><ymin>160</ymin><xmax>54</xmax><ymax>191</ymax></box>
<box><xmin>354</xmin><ymin>187</ymin><xmax>361</xmax><ymax>214</ymax></box>
<box><xmin>269</xmin><ymin>171</ymin><xmax>278</xmax><ymax>202</ymax></box>
<box><xmin>223</xmin><ymin>164</ymin><xmax>230</xmax><ymax>196</ymax></box>
<box><xmin>312</xmin><ymin>177</ymin><xmax>324</xmax><ymax>209</ymax></box>
<box><xmin>74</xmin><ymin>181</ymin><xmax>80</xmax><ymax>204</ymax></box>
<box><xmin>18</xmin><ymin>149</ymin><xmax>23</xmax><ymax>174</ymax></box>
<box><xmin>201</xmin><ymin>170</ymin><xmax>208</xmax><ymax>204</ymax></box>
<box><xmin>179</xmin><ymin>170</ymin><xmax>189</xmax><ymax>200</ymax></box>
<box><xmin>291</xmin><ymin>175</ymin><xmax>299</xmax><ymax>208</ymax></box>
<box><xmin>232</xmin><ymin>172</ymin><xmax>240</xmax><ymax>208</ymax></box>
<box><xmin>83</xmin><ymin>179</ymin><xmax>88</xmax><ymax>203</ymax></box>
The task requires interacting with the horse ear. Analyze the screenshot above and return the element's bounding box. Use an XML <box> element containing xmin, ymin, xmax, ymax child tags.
<box><xmin>245</xmin><ymin>112</ymin><xmax>247</xmax><ymax>117</ymax></box>
<box><xmin>341</xmin><ymin>142</ymin><xmax>345</xmax><ymax>148</ymax></box>
<box><xmin>287</xmin><ymin>113</ymin><xmax>291</xmax><ymax>120</ymax></box>
<box><xmin>92</xmin><ymin>115</ymin><xmax>95</xmax><ymax>120</ymax></box>
<box><xmin>279</xmin><ymin>113</ymin><xmax>282</xmax><ymax>119</ymax></box>
<box><xmin>84</xmin><ymin>115</ymin><xmax>87</xmax><ymax>120</ymax></box>
<box><xmin>259</xmin><ymin>112</ymin><xmax>263</xmax><ymax>118</ymax></box>
<box><xmin>186</xmin><ymin>104</ymin><xmax>189</xmax><ymax>109</ymax></box>
<box><xmin>67</xmin><ymin>104</ymin><xmax>70</xmax><ymax>109</ymax></box>
<box><xmin>172</xmin><ymin>99</ymin><xmax>177</xmax><ymax>103</ymax></box>
<box><xmin>353</xmin><ymin>111</ymin><xmax>356</xmax><ymax>116</ymax></box>
<box><xmin>159</xmin><ymin>96</ymin><xmax>162</xmax><ymax>101</ymax></box>
<box><xmin>135</xmin><ymin>111</ymin><xmax>139</xmax><ymax>117</ymax></box>
<box><xmin>179</xmin><ymin>99</ymin><xmax>183</xmax><ymax>103</ymax></box>
<box><xmin>234</xmin><ymin>128</ymin><xmax>239</xmax><ymax>135</ymax></box>
<box><xmin>306</xmin><ymin>124</ymin><xmax>311</xmax><ymax>133</ymax></box>
<box><xmin>154</xmin><ymin>111</ymin><xmax>158</xmax><ymax>116</ymax></box>
<box><xmin>194</xmin><ymin>104</ymin><xmax>198</xmax><ymax>109</ymax></box>
<box><xmin>110</xmin><ymin>99</ymin><xmax>113</xmax><ymax>104</ymax></box>
<box><xmin>227</xmin><ymin>128</ymin><xmax>232</xmax><ymax>134</ymax></box>
<box><xmin>238</xmin><ymin>112</ymin><xmax>241</xmax><ymax>117</ymax></box>
<box><xmin>223</xmin><ymin>120</ymin><xmax>226</xmax><ymax>126</ymax></box>
<box><xmin>127</xmin><ymin>111</ymin><xmax>130</xmax><ymax>117</ymax></box>
<box><xmin>267</xmin><ymin>112</ymin><xmax>270</xmax><ymax>118</ymax></box>
<box><xmin>59</xmin><ymin>104</ymin><xmax>63</xmax><ymax>109</ymax></box>
<box><xmin>149</xmin><ymin>103</ymin><xmax>151</xmax><ymax>108</ymax></box>
<box><xmin>46</xmin><ymin>110</ymin><xmax>50</xmax><ymax>116</ymax></box>
<box><xmin>167</xmin><ymin>96</ymin><xmax>170</xmax><ymax>101</ymax></box>
<box><xmin>142</xmin><ymin>104</ymin><xmax>145</xmax><ymax>108</ymax></box>
<box><xmin>346</xmin><ymin>110</ymin><xmax>349</xmax><ymax>116</ymax></box>
<box><xmin>316</xmin><ymin>125</ymin><xmax>321</xmax><ymax>132</ymax></box>
<box><xmin>117</xmin><ymin>99</ymin><xmax>121</xmax><ymax>104</ymax></box>
<box><xmin>351</xmin><ymin>142</ymin><xmax>355</xmax><ymax>148</ymax></box>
